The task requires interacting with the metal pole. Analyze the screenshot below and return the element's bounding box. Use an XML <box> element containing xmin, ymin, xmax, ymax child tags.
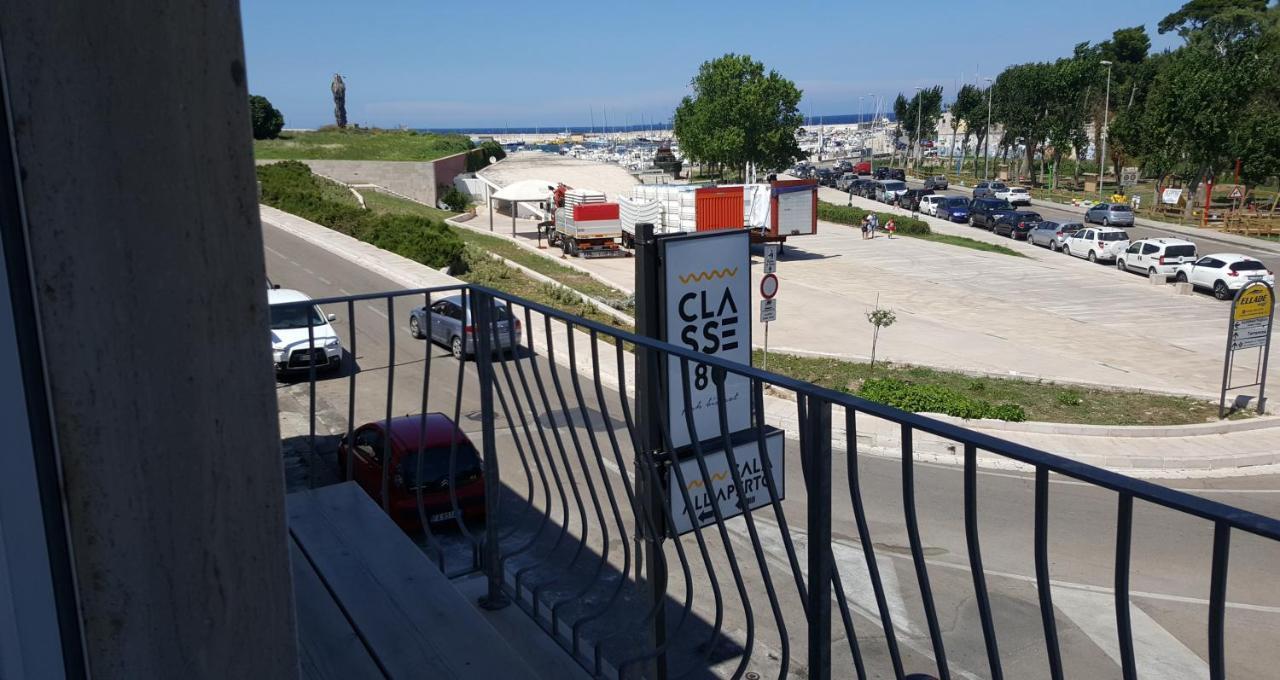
<box><xmin>914</xmin><ymin>87</ymin><xmax>923</xmax><ymax>169</ymax></box>
<box><xmin>473</xmin><ymin>289</ymin><xmax>509</xmax><ymax>610</ymax></box>
<box><xmin>1257</xmin><ymin>283</ymin><xmax>1275</xmax><ymax>414</ymax></box>
<box><xmin>1099</xmin><ymin>61</ymin><xmax>1112</xmax><ymax>200</ymax></box>
<box><xmin>763</xmin><ymin>322</ymin><xmax>769</xmax><ymax>372</ymax></box>
<box><xmin>983</xmin><ymin>78</ymin><xmax>994</xmax><ymax>180</ymax></box>
<box><xmin>633</xmin><ymin>222</ymin><xmax>668</xmax><ymax>679</ymax></box>
<box><xmin>805</xmin><ymin>396</ymin><xmax>833</xmax><ymax>680</ymax></box>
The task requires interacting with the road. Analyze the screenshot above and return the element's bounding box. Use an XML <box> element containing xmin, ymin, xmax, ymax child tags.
<box><xmin>265</xmin><ymin>221</ymin><xmax>1280</xmax><ymax>679</ymax></box>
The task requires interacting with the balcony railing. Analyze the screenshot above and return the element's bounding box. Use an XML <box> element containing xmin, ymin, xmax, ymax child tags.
<box><xmin>275</xmin><ymin>283</ymin><xmax>1280</xmax><ymax>680</ymax></box>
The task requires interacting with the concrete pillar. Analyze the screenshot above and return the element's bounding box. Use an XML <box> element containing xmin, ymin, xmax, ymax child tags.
<box><xmin>1</xmin><ymin>3</ymin><xmax>298</xmax><ymax>679</ymax></box>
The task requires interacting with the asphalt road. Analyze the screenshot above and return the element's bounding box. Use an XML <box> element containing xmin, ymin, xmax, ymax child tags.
<box><xmin>265</xmin><ymin>221</ymin><xmax>1280</xmax><ymax>679</ymax></box>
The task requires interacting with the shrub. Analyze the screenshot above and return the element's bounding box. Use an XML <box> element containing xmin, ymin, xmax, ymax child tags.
<box><xmin>256</xmin><ymin>161</ymin><xmax>464</xmax><ymax>271</ymax></box>
<box><xmin>440</xmin><ymin>186</ymin><xmax>471</xmax><ymax>212</ymax></box>
<box><xmin>816</xmin><ymin>202</ymin><xmax>930</xmax><ymax>235</ymax></box>
<box><xmin>857</xmin><ymin>378</ymin><xmax>1026</xmax><ymax>421</ymax></box>
<box><xmin>248</xmin><ymin>94</ymin><xmax>284</xmax><ymax>140</ymax></box>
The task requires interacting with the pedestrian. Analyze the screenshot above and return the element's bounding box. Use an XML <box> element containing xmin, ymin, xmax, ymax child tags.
<box><xmin>860</xmin><ymin>214</ymin><xmax>870</xmax><ymax>239</ymax></box>
<box><xmin>868</xmin><ymin>212</ymin><xmax>879</xmax><ymax>239</ymax></box>
<box><xmin>886</xmin><ymin>218</ymin><xmax>897</xmax><ymax>239</ymax></box>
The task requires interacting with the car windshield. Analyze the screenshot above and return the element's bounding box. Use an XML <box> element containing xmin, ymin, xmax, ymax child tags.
<box><xmin>1165</xmin><ymin>245</ymin><xmax>1196</xmax><ymax>258</ymax></box>
<box><xmin>993</xmin><ymin>201</ymin><xmax>1014</xmax><ymax>210</ymax></box>
<box><xmin>883</xmin><ymin>181</ymin><xmax>906</xmax><ymax>191</ymax></box>
<box><xmin>1098</xmin><ymin>231</ymin><xmax>1129</xmax><ymax>241</ymax></box>
<box><xmin>1063</xmin><ymin>223</ymin><xmax>1083</xmax><ymax>231</ymax></box>
<box><xmin>399</xmin><ymin>444</ymin><xmax>483</xmax><ymax>491</ymax></box>
<box><xmin>946</xmin><ymin>198</ymin><xmax>967</xmax><ymax>206</ymax></box>
<box><xmin>270</xmin><ymin>304</ymin><xmax>326</xmax><ymax>330</ymax></box>
<box><xmin>1020</xmin><ymin>213</ymin><xmax>1042</xmax><ymax>222</ymax></box>
<box><xmin>1230</xmin><ymin>260</ymin><xmax>1266</xmax><ymax>271</ymax></box>
<box><xmin>1010</xmin><ymin>188</ymin><xmax>1028</xmax><ymax>193</ymax></box>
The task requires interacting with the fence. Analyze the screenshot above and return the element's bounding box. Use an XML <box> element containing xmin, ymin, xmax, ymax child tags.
<box><xmin>275</xmin><ymin>283</ymin><xmax>1280</xmax><ymax>680</ymax></box>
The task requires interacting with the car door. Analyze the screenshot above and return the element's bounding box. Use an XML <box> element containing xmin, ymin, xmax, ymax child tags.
<box><xmin>1121</xmin><ymin>242</ymin><xmax>1142</xmax><ymax>270</ymax></box>
<box><xmin>1140</xmin><ymin>243</ymin><xmax>1160</xmax><ymax>271</ymax></box>
<box><xmin>1191</xmin><ymin>257</ymin><xmax>1220</xmax><ymax>287</ymax></box>
<box><xmin>428</xmin><ymin>300</ymin><xmax>449</xmax><ymax>342</ymax></box>
<box><xmin>1071</xmin><ymin>229</ymin><xmax>1093</xmax><ymax>257</ymax></box>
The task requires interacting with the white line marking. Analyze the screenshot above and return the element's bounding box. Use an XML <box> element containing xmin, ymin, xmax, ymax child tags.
<box><xmin>338</xmin><ymin>288</ymin><xmax>351</xmax><ymax>296</ymax></box>
<box><xmin>264</xmin><ymin>246</ymin><xmax>287</xmax><ymax>259</ymax></box>
<box><xmin>365</xmin><ymin>305</ymin><xmax>388</xmax><ymax>320</ymax></box>
<box><xmin>315</xmin><ymin>275</ymin><xmax>332</xmax><ymax>285</ymax></box>
<box><xmin>1053</xmin><ymin>586</ymin><xmax>1209</xmax><ymax>679</ymax></box>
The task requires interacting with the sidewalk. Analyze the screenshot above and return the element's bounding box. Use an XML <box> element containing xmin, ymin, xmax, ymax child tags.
<box><xmin>261</xmin><ymin>204</ymin><xmax>1280</xmax><ymax>476</ymax></box>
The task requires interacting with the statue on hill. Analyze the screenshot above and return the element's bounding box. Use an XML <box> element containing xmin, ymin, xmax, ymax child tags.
<box><xmin>331</xmin><ymin>74</ymin><xmax>347</xmax><ymax>129</ymax></box>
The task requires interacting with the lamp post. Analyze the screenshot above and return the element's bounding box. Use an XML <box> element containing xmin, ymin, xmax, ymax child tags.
<box><xmin>866</xmin><ymin>93</ymin><xmax>874</xmax><ymax>171</ymax></box>
<box><xmin>983</xmin><ymin>77</ymin><xmax>994</xmax><ymax>180</ymax></box>
<box><xmin>1098</xmin><ymin>60</ymin><xmax>1113</xmax><ymax>200</ymax></box>
<box><xmin>913</xmin><ymin>86</ymin><xmax>923</xmax><ymax>169</ymax></box>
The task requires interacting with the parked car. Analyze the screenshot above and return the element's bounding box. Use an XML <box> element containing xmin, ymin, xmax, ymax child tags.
<box><xmin>1115</xmin><ymin>238</ymin><xmax>1198</xmax><ymax>277</ymax></box>
<box><xmin>875</xmin><ymin>180</ymin><xmax>909</xmax><ymax>203</ymax></box>
<box><xmin>873</xmin><ymin>167</ymin><xmax>890</xmax><ymax>180</ymax></box>
<box><xmin>1028</xmin><ymin>220</ymin><xmax>1085</xmax><ymax>250</ymax></box>
<box><xmin>853</xmin><ymin>161</ymin><xmax>872</xmax><ymax>175</ymax></box>
<box><xmin>972</xmin><ymin>181</ymin><xmax>1007</xmax><ymax>199</ymax></box>
<box><xmin>855</xmin><ymin>178</ymin><xmax>880</xmax><ymax>198</ymax></box>
<box><xmin>836</xmin><ymin>160</ymin><xmax>853</xmax><ymax>174</ymax></box>
<box><xmin>338</xmin><ymin>413</ymin><xmax>486</xmax><ymax>531</ymax></box>
<box><xmin>1001</xmin><ymin>186</ymin><xmax>1031</xmax><ymax>206</ymax></box>
<box><xmin>1085</xmin><ymin>202</ymin><xmax>1135</xmax><ymax>226</ymax></box>
<box><xmin>936</xmin><ymin>196</ymin><xmax>971</xmax><ymax>222</ymax></box>
<box><xmin>887</xmin><ymin>168</ymin><xmax>906</xmax><ymax>181</ymax></box>
<box><xmin>1174</xmin><ymin>254</ymin><xmax>1275</xmax><ymax>299</ymax></box>
<box><xmin>993</xmin><ymin>211</ymin><xmax>1042</xmax><ymax>239</ymax></box>
<box><xmin>408</xmin><ymin>294</ymin><xmax>521</xmax><ymax>360</ymax></box>
<box><xmin>816</xmin><ymin>168</ymin><xmax>836</xmax><ymax>187</ymax></box>
<box><xmin>836</xmin><ymin>172</ymin><xmax>858</xmax><ymax>192</ymax></box>
<box><xmin>919</xmin><ymin>194</ymin><xmax>947</xmax><ymax>217</ymax></box>
<box><xmin>1050</xmin><ymin>222</ymin><xmax>1085</xmax><ymax>251</ymax></box>
<box><xmin>269</xmin><ymin>287</ymin><xmax>343</xmax><ymax>374</ymax></box>
<box><xmin>968</xmin><ymin>197</ymin><xmax>1017</xmax><ymax>230</ymax></box>
<box><xmin>901</xmin><ymin>188</ymin><xmax>934</xmax><ymax>211</ymax></box>
<box><xmin>922</xmin><ymin>175</ymin><xmax>949</xmax><ymax>190</ymax></box>
<box><xmin>1062</xmin><ymin>226</ymin><xmax>1131</xmax><ymax>263</ymax></box>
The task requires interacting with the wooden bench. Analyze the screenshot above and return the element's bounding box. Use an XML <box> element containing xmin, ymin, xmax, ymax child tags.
<box><xmin>289</xmin><ymin>482</ymin><xmax>536</xmax><ymax>680</ymax></box>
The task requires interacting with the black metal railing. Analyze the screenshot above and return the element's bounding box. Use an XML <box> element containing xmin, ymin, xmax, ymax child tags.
<box><xmin>274</xmin><ymin>282</ymin><xmax>1280</xmax><ymax>680</ymax></box>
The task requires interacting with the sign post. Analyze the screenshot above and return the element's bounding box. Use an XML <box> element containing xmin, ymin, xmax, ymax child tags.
<box><xmin>1121</xmin><ymin>166</ymin><xmax>1138</xmax><ymax>187</ymax></box>
<box><xmin>1219</xmin><ymin>281</ymin><xmax>1274</xmax><ymax>417</ymax></box>
<box><xmin>760</xmin><ymin>243</ymin><xmax>779</xmax><ymax>370</ymax></box>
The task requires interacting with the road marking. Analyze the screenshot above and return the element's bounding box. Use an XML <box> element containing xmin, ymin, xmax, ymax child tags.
<box><xmin>365</xmin><ymin>305</ymin><xmax>389</xmax><ymax>320</ymax></box>
<box><xmin>315</xmin><ymin>275</ymin><xmax>332</xmax><ymax>285</ymax></box>
<box><xmin>264</xmin><ymin>245</ymin><xmax>287</xmax><ymax>259</ymax></box>
<box><xmin>338</xmin><ymin>288</ymin><xmax>352</xmax><ymax>296</ymax></box>
<box><xmin>1052</xmin><ymin>586</ymin><xmax>1209</xmax><ymax>679</ymax></box>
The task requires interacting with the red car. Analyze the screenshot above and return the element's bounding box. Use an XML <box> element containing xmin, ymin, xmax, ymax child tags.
<box><xmin>338</xmin><ymin>413</ymin><xmax>486</xmax><ymax>531</ymax></box>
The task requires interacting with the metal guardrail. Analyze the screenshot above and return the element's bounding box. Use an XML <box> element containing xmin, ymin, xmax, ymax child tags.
<box><xmin>275</xmin><ymin>283</ymin><xmax>1280</xmax><ymax>680</ymax></box>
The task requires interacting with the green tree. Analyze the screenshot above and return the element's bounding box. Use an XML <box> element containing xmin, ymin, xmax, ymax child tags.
<box><xmin>897</xmin><ymin>86</ymin><xmax>944</xmax><ymax>165</ymax></box>
<box><xmin>891</xmin><ymin>93</ymin><xmax>908</xmax><ymax>164</ymax></box>
<box><xmin>1158</xmin><ymin>0</ymin><xmax>1269</xmax><ymax>37</ymax></box>
<box><xmin>673</xmin><ymin>53</ymin><xmax>804</xmax><ymax>178</ymax></box>
<box><xmin>991</xmin><ymin>62</ymin><xmax>1058</xmax><ymax>184</ymax></box>
<box><xmin>249</xmin><ymin>94</ymin><xmax>284</xmax><ymax>140</ymax></box>
<box><xmin>949</xmin><ymin>84</ymin><xmax>986</xmax><ymax>170</ymax></box>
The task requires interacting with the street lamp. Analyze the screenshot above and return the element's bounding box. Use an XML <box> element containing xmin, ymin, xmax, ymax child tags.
<box><xmin>983</xmin><ymin>77</ymin><xmax>994</xmax><ymax>180</ymax></box>
<box><xmin>1098</xmin><ymin>60</ymin><xmax>1113</xmax><ymax>200</ymax></box>
<box><xmin>913</xmin><ymin>86</ymin><xmax>923</xmax><ymax>168</ymax></box>
<box><xmin>865</xmin><ymin>93</ymin><xmax>874</xmax><ymax>169</ymax></box>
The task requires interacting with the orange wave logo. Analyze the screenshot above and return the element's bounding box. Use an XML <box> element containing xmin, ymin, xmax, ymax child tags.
<box><xmin>684</xmin><ymin>472</ymin><xmax>731</xmax><ymax>490</ymax></box>
<box><xmin>678</xmin><ymin>268</ymin><xmax>739</xmax><ymax>284</ymax></box>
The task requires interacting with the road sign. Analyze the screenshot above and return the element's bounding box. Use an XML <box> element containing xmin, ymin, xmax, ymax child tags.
<box><xmin>1220</xmin><ymin>281</ymin><xmax>1275</xmax><ymax>417</ymax></box>
<box><xmin>1121</xmin><ymin>167</ymin><xmax>1139</xmax><ymax>187</ymax></box>
<box><xmin>1161</xmin><ymin>187</ymin><xmax>1184</xmax><ymax>205</ymax></box>
<box><xmin>1229</xmin><ymin>186</ymin><xmax>1244</xmax><ymax>200</ymax></box>
<box><xmin>760</xmin><ymin>299</ymin><xmax>776</xmax><ymax>322</ymax></box>
<box><xmin>661</xmin><ymin>230</ymin><xmax>751</xmax><ymax>450</ymax></box>
<box><xmin>762</xmin><ymin>243</ymin><xmax>779</xmax><ymax>274</ymax></box>
<box><xmin>759</xmin><ymin>273</ymin><xmax>779</xmax><ymax>300</ymax></box>
<box><xmin>1234</xmin><ymin>284</ymin><xmax>1273</xmax><ymax>322</ymax></box>
<box><xmin>669</xmin><ymin>428</ymin><xmax>784</xmax><ymax>535</ymax></box>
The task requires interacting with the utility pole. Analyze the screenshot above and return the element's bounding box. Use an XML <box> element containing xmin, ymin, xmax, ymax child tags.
<box><xmin>983</xmin><ymin>77</ymin><xmax>994</xmax><ymax>180</ymax></box>
<box><xmin>1098</xmin><ymin>60</ymin><xmax>1113</xmax><ymax>200</ymax></box>
<box><xmin>913</xmin><ymin>86</ymin><xmax>923</xmax><ymax>169</ymax></box>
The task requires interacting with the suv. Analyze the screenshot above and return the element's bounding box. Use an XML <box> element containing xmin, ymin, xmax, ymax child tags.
<box><xmin>269</xmin><ymin>288</ymin><xmax>343</xmax><ymax>374</ymax></box>
<box><xmin>1175</xmin><ymin>254</ymin><xmax>1275</xmax><ymax>300</ymax></box>
<box><xmin>887</xmin><ymin>168</ymin><xmax>906</xmax><ymax>181</ymax></box>
<box><xmin>922</xmin><ymin>175</ymin><xmax>949</xmax><ymax>190</ymax></box>
<box><xmin>993</xmin><ymin>210</ymin><xmax>1042</xmax><ymax>239</ymax></box>
<box><xmin>875</xmin><ymin>180</ymin><xmax>909</xmax><ymax>203</ymax></box>
<box><xmin>1116</xmin><ymin>238</ymin><xmax>1198</xmax><ymax>277</ymax></box>
<box><xmin>816</xmin><ymin>168</ymin><xmax>836</xmax><ymax>187</ymax></box>
<box><xmin>901</xmin><ymin>188</ymin><xmax>934</xmax><ymax>211</ymax></box>
<box><xmin>835</xmin><ymin>172</ymin><xmax>858</xmax><ymax>191</ymax></box>
<box><xmin>968</xmin><ymin>197</ymin><xmax>1017</xmax><ymax>230</ymax></box>
<box><xmin>1001</xmin><ymin>186</ymin><xmax>1031</xmax><ymax>206</ymax></box>
<box><xmin>973</xmin><ymin>181</ymin><xmax>1007</xmax><ymax>199</ymax></box>
<box><xmin>1063</xmin><ymin>226</ymin><xmax>1130</xmax><ymax>263</ymax></box>
<box><xmin>1085</xmin><ymin>202</ymin><xmax>1135</xmax><ymax>226</ymax></box>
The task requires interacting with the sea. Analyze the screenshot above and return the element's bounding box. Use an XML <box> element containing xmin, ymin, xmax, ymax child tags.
<box><xmin>415</xmin><ymin>113</ymin><xmax>891</xmax><ymax>136</ymax></box>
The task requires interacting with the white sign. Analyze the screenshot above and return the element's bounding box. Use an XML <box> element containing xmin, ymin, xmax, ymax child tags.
<box><xmin>669</xmin><ymin>428</ymin><xmax>784</xmax><ymax>535</ymax></box>
<box><xmin>760</xmin><ymin>298</ymin><xmax>777</xmax><ymax>322</ymax></box>
<box><xmin>1121</xmin><ymin>167</ymin><xmax>1139</xmax><ymax>187</ymax></box>
<box><xmin>1231</xmin><ymin>317</ymin><xmax>1270</xmax><ymax>349</ymax></box>
<box><xmin>762</xmin><ymin>243</ymin><xmax>779</xmax><ymax>274</ymax></box>
<box><xmin>663</xmin><ymin>230</ymin><xmax>751</xmax><ymax>450</ymax></box>
<box><xmin>759</xmin><ymin>273</ymin><xmax>779</xmax><ymax>300</ymax></box>
<box><xmin>1162</xmin><ymin>187</ymin><xmax>1184</xmax><ymax>205</ymax></box>
<box><xmin>775</xmin><ymin>189</ymin><xmax>816</xmax><ymax>236</ymax></box>
<box><xmin>1229</xmin><ymin>186</ymin><xmax>1244</xmax><ymax>200</ymax></box>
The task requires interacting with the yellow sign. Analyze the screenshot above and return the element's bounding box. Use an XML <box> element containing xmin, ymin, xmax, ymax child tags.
<box><xmin>1234</xmin><ymin>283</ymin><xmax>1274</xmax><ymax>322</ymax></box>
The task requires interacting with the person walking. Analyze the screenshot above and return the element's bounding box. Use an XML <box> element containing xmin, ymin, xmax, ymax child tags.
<box><xmin>861</xmin><ymin>214</ymin><xmax>870</xmax><ymax>239</ymax></box>
<box><xmin>886</xmin><ymin>217</ymin><xmax>897</xmax><ymax>239</ymax></box>
<box><xmin>868</xmin><ymin>212</ymin><xmax>879</xmax><ymax>239</ymax></box>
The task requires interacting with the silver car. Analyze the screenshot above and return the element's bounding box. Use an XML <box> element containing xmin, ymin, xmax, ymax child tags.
<box><xmin>409</xmin><ymin>294</ymin><xmax>521</xmax><ymax>359</ymax></box>
<box><xmin>1085</xmin><ymin>202</ymin><xmax>1135</xmax><ymax>226</ymax></box>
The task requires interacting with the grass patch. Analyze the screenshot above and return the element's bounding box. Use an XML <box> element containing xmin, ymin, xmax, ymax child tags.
<box><xmin>755</xmin><ymin>350</ymin><xmax>1233</xmax><ymax>426</ymax></box>
<box><xmin>358</xmin><ymin>188</ymin><xmax>457</xmax><ymax>221</ymax></box>
<box><xmin>911</xmin><ymin>232</ymin><xmax>1024</xmax><ymax>256</ymax></box>
<box><xmin>459</xmin><ymin>248</ymin><xmax>632</xmax><ymax>333</ymax></box>
<box><xmin>819</xmin><ymin>200</ymin><xmax>1024</xmax><ymax>257</ymax></box>
<box><xmin>255</xmin><ymin>128</ymin><xmax>473</xmax><ymax>161</ymax></box>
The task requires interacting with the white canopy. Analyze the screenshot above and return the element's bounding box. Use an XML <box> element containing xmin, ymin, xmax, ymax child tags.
<box><xmin>491</xmin><ymin>179</ymin><xmax>555</xmax><ymax>202</ymax></box>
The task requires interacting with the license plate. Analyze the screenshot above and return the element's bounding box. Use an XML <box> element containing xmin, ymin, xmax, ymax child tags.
<box><xmin>430</xmin><ymin>510</ymin><xmax>457</xmax><ymax>522</ymax></box>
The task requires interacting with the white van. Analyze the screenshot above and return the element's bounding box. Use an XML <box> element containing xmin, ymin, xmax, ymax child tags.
<box><xmin>268</xmin><ymin>287</ymin><xmax>343</xmax><ymax>373</ymax></box>
<box><xmin>875</xmin><ymin>180</ymin><xmax>908</xmax><ymax>203</ymax></box>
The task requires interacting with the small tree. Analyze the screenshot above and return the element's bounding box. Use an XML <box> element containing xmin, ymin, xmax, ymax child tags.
<box><xmin>866</xmin><ymin>303</ymin><xmax>897</xmax><ymax>368</ymax></box>
<box><xmin>249</xmin><ymin>94</ymin><xmax>284</xmax><ymax>140</ymax></box>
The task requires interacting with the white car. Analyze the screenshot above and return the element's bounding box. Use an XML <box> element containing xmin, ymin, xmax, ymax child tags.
<box><xmin>919</xmin><ymin>194</ymin><xmax>947</xmax><ymax>217</ymax></box>
<box><xmin>269</xmin><ymin>287</ymin><xmax>343</xmax><ymax>373</ymax></box>
<box><xmin>1174</xmin><ymin>253</ymin><xmax>1275</xmax><ymax>300</ymax></box>
<box><xmin>1115</xmin><ymin>238</ymin><xmax>1197</xmax><ymax>277</ymax></box>
<box><xmin>998</xmin><ymin>186</ymin><xmax>1031</xmax><ymax>206</ymax></box>
<box><xmin>1062</xmin><ymin>226</ymin><xmax>1130</xmax><ymax>263</ymax></box>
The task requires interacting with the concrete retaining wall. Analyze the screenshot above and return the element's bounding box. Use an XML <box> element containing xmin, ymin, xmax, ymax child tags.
<box><xmin>256</xmin><ymin>150</ymin><xmax>471</xmax><ymax>207</ymax></box>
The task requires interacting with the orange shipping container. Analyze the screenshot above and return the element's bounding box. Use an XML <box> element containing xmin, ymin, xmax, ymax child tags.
<box><xmin>695</xmin><ymin>186</ymin><xmax>744</xmax><ymax>232</ymax></box>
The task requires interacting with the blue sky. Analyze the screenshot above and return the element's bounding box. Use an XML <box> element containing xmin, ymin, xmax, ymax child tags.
<box><xmin>241</xmin><ymin>0</ymin><xmax>1184</xmax><ymax>129</ymax></box>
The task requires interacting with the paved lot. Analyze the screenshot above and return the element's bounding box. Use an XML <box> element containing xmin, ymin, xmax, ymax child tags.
<box><xmin>265</xmin><ymin>218</ymin><xmax>1280</xmax><ymax>679</ymax></box>
<box><xmin>478</xmin><ymin>151</ymin><xmax>639</xmax><ymax>201</ymax></box>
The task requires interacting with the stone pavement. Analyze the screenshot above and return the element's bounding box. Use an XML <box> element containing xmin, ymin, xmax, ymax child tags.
<box><xmin>262</xmin><ymin>204</ymin><xmax>1280</xmax><ymax>476</ymax></box>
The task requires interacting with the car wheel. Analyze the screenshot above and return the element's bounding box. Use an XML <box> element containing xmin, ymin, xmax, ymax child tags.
<box><xmin>1116</xmin><ymin>259</ymin><xmax>1125</xmax><ymax>271</ymax></box>
<box><xmin>1051</xmin><ymin>241</ymin><xmax>1059</xmax><ymax>252</ymax></box>
<box><xmin>1064</xmin><ymin>247</ymin><xmax>1072</xmax><ymax>257</ymax></box>
<box><xmin>1088</xmin><ymin>251</ymin><xmax>1097</xmax><ymax>263</ymax></box>
<box><xmin>409</xmin><ymin>315</ymin><xmax>424</xmax><ymax>339</ymax></box>
<box><xmin>1148</xmin><ymin>267</ymin><xmax>1158</xmax><ymax>277</ymax></box>
<box><xmin>1214</xmin><ymin>281</ymin><xmax>1230</xmax><ymax>300</ymax></box>
<box><xmin>451</xmin><ymin>335</ymin><xmax>465</xmax><ymax>360</ymax></box>
<box><xmin>1175</xmin><ymin>272</ymin><xmax>1188</xmax><ymax>283</ymax></box>
<box><xmin>1102</xmin><ymin>218</ymin><xmax>1110</xmax><ymax>227</ymax></box>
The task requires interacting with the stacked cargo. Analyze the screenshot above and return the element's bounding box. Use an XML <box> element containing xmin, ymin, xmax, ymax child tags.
<box><xmin>618</xmin><ymin>197</ymin><xmax>662</xmax><ymax>247</ymax></box>
<box><xmin>633</xmin><ymin>185</ymin><xmax>697</xmax><ymax>233</ymax></box>
<box><xmin>549</xmin><ymin>186</ymin><xmax>625</xmax><ymax>258</ymax></box>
